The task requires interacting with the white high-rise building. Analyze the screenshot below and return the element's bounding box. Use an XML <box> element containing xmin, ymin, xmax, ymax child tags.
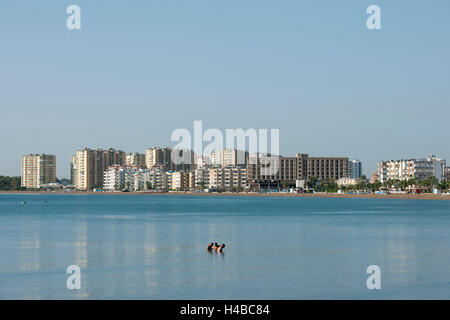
<box><xmin>21</xmin><ymin>154</ymin><xmax>56</xmax><ymax>189</ymax></box>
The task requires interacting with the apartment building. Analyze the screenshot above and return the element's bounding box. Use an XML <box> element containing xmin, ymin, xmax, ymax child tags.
<box><xmin>126</xmin><ymin>152</ymin><xmax>146</xmax><ymax>167</ymax></box>
<box><xmin>145</xmin><ymin>147</ymin><xmax>195</xmax><ymax>171</ymax></box>
<box><xmin>348</xmin><ymin>160</ymin><xmax>362</xmax><ymax>179</ymax></box>
<box><xmin>104</xmin><ymin>166</ymin><xmax>146</xmax><ymax>191</ymax></box>
<box><xmin>170</xmin><ymin>171</ymin><xmax>189</xmax><ymax>191</ymax></box>
<box><xmin>210</xmin><ymin>149</ymin><xmax>248</xmax><ymax>167</ymax></box>
<box><xmin>103</xmin><ymin>166</ymin><xmax>126</xmax><ymax>191</ymax></box>
<box><xmin>21</xmin><ymin>154</ymin><xmax>56</xmax><ymax>189</ymax></box>
<box><xmin>193</xmin><ymin>168</ymin><xmax>210</xmax><ymax>190</ymax></box>
<box><xmin>145</xmin><ymin>147</ymin><xmax>171</xmax><ymax>168</ymax></box>
<box><xmin>209</xmin><ymin>167</ymin><xmax>248</xmax><ymax>190</ymax></box>
<box><xmin>445</xmin><ymin>167</ymin><xmax>450</xmax><ymax>182</ymax></box>
<box><xmin>248</xmin><ymin>153</ymin><xmax>348</xmax><ymax>190</ymax></box>
<box><xmin>429</xmin><ymin>155</ymin><xmax>446</xmax><ymax>181</ymax></box>
<box><xmin>377</xmin><ymin>155</ymin><xmax>446</xmax><ymax>183</ymax></box>
<box><xmin>171</xmin><ymin>149</ymin><xmax>195</xmax><ymax>171</ymax></box>
<box><xmin>71</xmin><ymin>148</ymin><xmax>126</xmax><ymax>190</ymax></box>
<box><xmin>143</xmin><ymin>169</ymin><xmax>170</xmax><ymax>190</ymax></box>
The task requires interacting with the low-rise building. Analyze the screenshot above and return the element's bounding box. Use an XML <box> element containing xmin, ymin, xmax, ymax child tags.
<box><xmin>337</xmin><ymin>177</ymin><xmax>361</xmax><ymax>186</ymax></box>
<box><xmin>170</xmin><ymin>171</ymin><xmax>190</xmax><ymax>191</ymax></box>
<box><xmin>103</xmin><ymin>166</ymin><xmax>125</xmax><ymax>191</ymax></box>
<box><xmin>209</xmin><ymin>167</ymin><xmax>248</xmax><ymax>190</ymax></box>
<box><xmin>143</xmin><ymin>169</ymin><xmax>170</xmax><ymax>190</ymax></box>
<box><xmin>194</xmin><ymin>168</ymin><xmax>210</xmax><ymax>190</ymax></box>
<box><xmin>103</xmin><ymin>166</ymin><xmax>146</xmax><ymax>191</ymax></box>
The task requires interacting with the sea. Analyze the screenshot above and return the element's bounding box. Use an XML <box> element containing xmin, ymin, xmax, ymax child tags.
<box><xmin>0</xmin><ymin>194</ymin><xmax>449</xmax><ymax>299</ymax></box>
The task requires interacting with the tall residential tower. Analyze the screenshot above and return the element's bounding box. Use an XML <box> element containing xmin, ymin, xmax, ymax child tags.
<box><xmin>71</xmin><ymin>148</ymin><xmax>126</xmax><ymax>190</ymax></box>
<box><xmin>21</xmin><ymin>154</ymin><xmax>56</xmax><ymax>189</ymax></box>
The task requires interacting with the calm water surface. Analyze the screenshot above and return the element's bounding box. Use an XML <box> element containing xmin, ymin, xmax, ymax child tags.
<box><xmin>0</xmin><ymin>194</ymin><xmax>449</xmax><ymax>299</ymax></box>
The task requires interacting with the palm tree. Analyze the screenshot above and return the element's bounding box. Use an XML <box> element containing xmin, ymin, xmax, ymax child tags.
<box><xmin>420</xmin><ymin>176</ymin><xmax>438</xmax><ymax>192</ymax></box>
<box><xmin>306</xmin><ymin>176</ymin><xmax>318</xmax><ymax>190</ymax></box>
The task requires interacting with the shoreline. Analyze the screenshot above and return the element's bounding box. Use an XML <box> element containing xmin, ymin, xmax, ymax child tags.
<box><xmin>1</xmin><ymin>191</ymin><xmax>450</xmax><ymax>200</ymax></box>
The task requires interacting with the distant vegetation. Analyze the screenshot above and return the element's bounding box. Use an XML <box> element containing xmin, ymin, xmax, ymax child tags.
<box><xmin>0</xmin><ymin>176</ymin><xmax>25</xmax><ymax>191</ymax></box>
<box><xmin>305</xmin><ymin>175</ymin><xmax>450</xmax><ymax>194</ymax></box>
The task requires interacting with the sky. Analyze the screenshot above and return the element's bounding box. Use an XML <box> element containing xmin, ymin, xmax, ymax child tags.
<box><xmin>0</xmin><ymin>0</ymin><xmax>449</xmax><ymax>178</ymax></box>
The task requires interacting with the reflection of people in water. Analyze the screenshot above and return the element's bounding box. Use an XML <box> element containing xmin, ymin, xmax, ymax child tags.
<box><xmin>216</xmin><ymin>244</ymin><xmax>225</xmax><ymax>253</ymax></box>
<box><xmin>207</xmin><ymin>242</ymin><xmax>214</xmax><ymax>251</ymax></box>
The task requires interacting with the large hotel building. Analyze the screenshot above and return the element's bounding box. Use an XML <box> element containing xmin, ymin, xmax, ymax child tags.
<box><xmin>21</xmin><ymin>154</ymin><xmax>56</xmax><ymax>189</ymax></box>
<box><xmin>248</xmin><ymin>153</ymin><xmax>349</xmax><ymax>190</ymax></box>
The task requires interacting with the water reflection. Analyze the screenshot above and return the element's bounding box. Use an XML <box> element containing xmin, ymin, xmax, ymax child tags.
<box><xmin>0</xmin><ymin>195</ymin><xmax>450</xmax><ymax>299</ymax></box>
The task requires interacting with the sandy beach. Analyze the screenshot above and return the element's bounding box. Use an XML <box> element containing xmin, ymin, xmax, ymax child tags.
<box><xmin>1</xmin><ymin>190</ymin><xmax>450</xmax><ymax>200</ymax></box>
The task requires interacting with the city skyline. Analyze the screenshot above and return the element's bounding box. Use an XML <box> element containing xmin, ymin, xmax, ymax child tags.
<box><xmin>18</xmin><ymin>148</ymin><xmax>449</xmax><ymax>193</ymax></box>
<box><xmin>19</xmin><ymin>147</ymin><xmax>448</xmax><ymax>183</ymax></box>
<box><xmin>1</xmin><ymin>1</ymin><xmax>450</xmax><ymax>178</ymax></box>
<box><xmin>12</xmin><ymin>145</ymin><xmax>449</xmax><ymax>180</ymax></box>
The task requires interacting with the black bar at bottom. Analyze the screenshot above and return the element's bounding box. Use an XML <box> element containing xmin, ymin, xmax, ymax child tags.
<box><xmin>1</xmin><ymin>300</ymin><xmax>448</xmax><ymax>319</ymax></box>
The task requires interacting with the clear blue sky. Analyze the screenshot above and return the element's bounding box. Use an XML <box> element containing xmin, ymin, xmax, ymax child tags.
<box><xmin>1</xmin><ymin>0</ymin><xmax>449</xmax><ymax>178</ymax></box>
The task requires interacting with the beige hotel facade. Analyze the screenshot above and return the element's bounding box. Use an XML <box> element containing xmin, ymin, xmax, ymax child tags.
<box><xmin>248</xmin><ymin>153</ymin><xmax>349</xmax><ymax>189</ymax></box>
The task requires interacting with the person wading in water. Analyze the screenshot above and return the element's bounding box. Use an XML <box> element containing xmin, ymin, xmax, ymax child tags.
<box><xmin>216</xmin><ymin>244</ymin><xmax>225</xmax><ymax>253</ymax></box>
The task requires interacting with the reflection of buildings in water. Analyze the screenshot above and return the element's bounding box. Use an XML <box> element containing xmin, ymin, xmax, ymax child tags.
<box><xmin>72</xmin><ymin>219</ymin><xmax>90</xmax><ymax>299</ymax></box>
<box><xmin>143</xmin><ymin>222</ymin><xmax>160</xmax><ymax>296</ymax></box>
<box><xmin>385</xmin><ymin>227</ymin><xmax>416</xmax><ymax>262</ymax></box>
<box><xmin>74</xmin><ymin>220</ymin><xmax>88</xmax><ymax>269</ymax></box>
<box><xmin>382</xmin><ymin>225</ymin><xmax>422</xmax><ymax>285</ymax></box>
<box><xmin>144</xmin><ymin>222</ymin><xmax>157</xmax><ymax>266</ymax></box>
<box><xmin>19</xmin><ymin>219</ymin><xmax>41</xmax><ymax>273</ymax></box>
